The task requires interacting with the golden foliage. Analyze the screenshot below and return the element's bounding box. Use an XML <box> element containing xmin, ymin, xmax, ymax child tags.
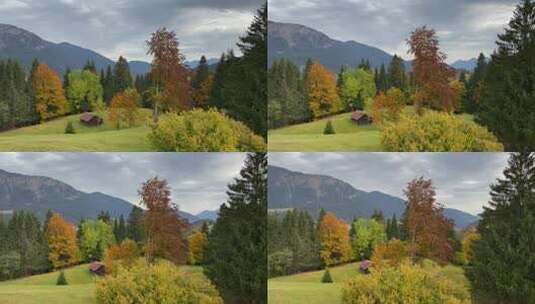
<box><xmin>371</xmin><ymin>239</ymin><xmax>409</xmax><ymax>269</ymax></box>
<box><xmin>46</xmin><ymin>213</ymin><xmax>80</xmax><ymax>269</ymax></box>
<box><xmin>318</xmin><ymin>212</ymin><xmax>353</xmax><ymax>266</ymax></box>
<box><xmin>192</xmin><ymin>75</ymin><xmax>214</xmax><ymax>108</ymax></box>
<box><xmin>188</xmin><ymin>231</ymin><xmax>208</xmax><ymax>265</ymax></box>
<box><xmin>31</xmin><ymin>63</ymin><xmax>69</xmax><ymax>121</ymax></box>
<box><xmin>462</xmin><ymin>230</ymin><xmax>480</xmax><ymax>265</ymax></box>
<box><xmin>371</xmin><ymin>88</ymin><xmax>405</xmax><ymax>125</ymax></box>
<box><xmin>305</xmin><ymin>62</ymin><xmax>342</xmax><ymax>118</ymax></box>
<box><xmin>104</xmin><ymin>239</ymin><xmax>140</xmax><ymax>275</ymax></box>
<box><xmin>108</xmin><ymin>88</ymin><xmax>142</xmax><ymax>129</ymax></box>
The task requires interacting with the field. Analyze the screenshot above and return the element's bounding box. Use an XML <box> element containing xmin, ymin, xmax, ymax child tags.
<box><xmin>268</xmin><ymin>261</ymin><xmax>471</xmax><ymax>304</ymax></box>
<box><xmin>0</xmin><ymin>264</ymin><xmax>204</xmax><ymax>304</ymax></box>
<box><xmin>0</xmin><ymin>110</ymin><xmax>153</xmax><ymax>152</ymax></box>
<box><xmin>268</xmin><ymin>111</ymin><xmax>477</xmax><ymax>152</ymax></box>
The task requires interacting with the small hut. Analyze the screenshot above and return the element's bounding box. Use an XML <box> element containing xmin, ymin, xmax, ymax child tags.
<box><xmin>80</xmin><ymin>112</ymin><xmax>103</xmax><ymax>126</ymax></box>
<box><xmin>351</xmin><ymin>111</ymin><xmax>372</xmax><ymax>125</ymax></box>
<box><xmin>89</xmin><ymin>262</ymin><xmax>106</xmax><ymax>275</ymax></box>
<box><xmin>359</xmin><ymin>260</ymin><xmax>371</xmax><ymax>274</ymax></box>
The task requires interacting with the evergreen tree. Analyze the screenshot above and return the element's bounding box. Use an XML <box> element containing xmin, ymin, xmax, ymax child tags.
<box><xmin>468</xmin><ymin>152</ymin><xmax>535</xmax><ymax>302</ymax></box>
<box><xmin>378</xmin><ymin>64</ymin><xmax>388</xmax><ymax>92</ymax></box>
<box><xmin>388</xmin><ymin>55</ymin><xmax>406</xmax><ymax>90</ymax></box>
<box><xmin>204</xmin><ymin>153</ymin><xmax>267</xmax><ymax>304</ymax></box>
<box><xmin>103</xmin><ymin>66</ymin><xmax>114</xmax><ymax>104</ymax></box>
<box><xmin>113</xmin><ymin>56</ymin><xmax>133</xmax><ymax>94</ymax></box>
<box><xmin>83</xmin><ymin>60</ymin><xmax>96</xmax><ymax>74</ymax></box>
<box><xmin>477</xmin><ymin>0</ymin><xmax>535</xmax><ymax>149</ymax></box>
<box><xmin>192</xmin><ymin>55</ymin><xmax>210</xmax><ymax>106</ymax></box>
<box><xmin>463</xmin><ymin>53</ymin><xmax>487</xmax><ymax>114</ymax></box>
<box><xmin>126</xmin><ymin>205</ymin><xmax>145</xmax><ymax>243</ymax></box>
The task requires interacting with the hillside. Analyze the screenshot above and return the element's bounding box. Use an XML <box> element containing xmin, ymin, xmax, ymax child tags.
<box><xmin>268</xmin><ymin>21</ymin><xmax>408</xmax><ymax>72</ymax></box>
<box><xmin>0</xmin><ymin>168</ymin><xmax>206</xmax><ymax>224</ymax></box>
<box><xmin>268</xmin><ymin>166</ymin><xmax>479</xmax><ymax>229</ymax></box>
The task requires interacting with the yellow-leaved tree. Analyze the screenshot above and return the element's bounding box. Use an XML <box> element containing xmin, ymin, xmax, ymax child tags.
<box><xmin>31</xmin><ymin>63</ymin><xmax>69</xmax><ymax>121</ymax></box>
<box><xmin>305</xmin><ymin>62</ymin><xmax>341</xmax><ymax>118</ymax></box>
<box><xmin>46</xmin><ymin>213</ymin><xmax>80</xmax><ymax>269</ymax></box>
<box><xmin>318</xmin><ymin>212</ymin><xmax>353</xmax><ymax>266</ymax></box>
<box><xmin>188</xmin><ymin>230</ymin><xmax>208</xmax><ymax>265</ymax></box>
<box><xmin>108</xmin><ymin>88</ymin><xmax>142</xmax><ymax>129</ymax></box>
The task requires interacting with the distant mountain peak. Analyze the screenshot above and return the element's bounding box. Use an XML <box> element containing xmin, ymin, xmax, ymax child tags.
<box><xmin>0</xmin><ymin>23</ymin><xmax>48</xmax><ymax>51</ymax></box>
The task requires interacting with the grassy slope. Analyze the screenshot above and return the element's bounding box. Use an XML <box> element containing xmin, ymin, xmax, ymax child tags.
<box><xmin>0</xmin><ymin>264</ymin><xmax>96</xmax><ymax>304</ymax></box>
<box><xmin>268</xmin><ymin>261</ymin><xmax>471</xmax><ymax>304</ymax></box>
<box><xmin>0</xmin><ymin>110</ymin><xmax>153</xmax><ymax>152</ymax></box>
<box><xmin>0</xmin><ymin>264</ymin><xmax>204</xmax><ymax>304</ymax></box>
<box><xmin>268</xmin><ymin>111</ymin><xmax>477</xmax><ymax>152</ymax></box>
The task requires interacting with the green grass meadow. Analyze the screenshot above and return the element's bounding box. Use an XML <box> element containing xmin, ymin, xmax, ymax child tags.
<box><xmin>0</xmin><ymin>264</ymin><xmax>205</xmax><ymax>304</ymax></box>
<box><xmin>0</xmin><ymin>110</ymin><xmax>153</xmax><ymax>152</ymax></box>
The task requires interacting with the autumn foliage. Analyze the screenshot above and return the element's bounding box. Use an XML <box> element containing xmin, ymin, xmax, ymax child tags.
<box><xmin>46</xmin><ymin>213</ymin><xmax>80</xmax><ymax>269</ymax></box>
<box><xmin>402</xmin><ymin>177</ymin><xmax>454</xmax><ymax>264</ymax></box>
<box><xmin>31</xmin><ymin>63</ymin><xmax>69</xmax><ymax>121</ymax></box>
<box><xmin>192</xmin><ymin>75</ymin><xmax>214</xmax><ymax>108</ymax></box>
<box><xmin>139</xmin><ymin>177</ymin><xmax>187</xmax><ymax>264</ymax></box>
<box><xmin>407</xmin><ymin>26</ymin><xmax>455</xmax><ymax>113</ymax></box>
<box><xmin>104</xmin><ymin>238</ymin><xmax>140</xmax><ymax>275</ymax></box>
<box><xmin>371</xmin><ymin>88</ymin><xmax>405</xmax><ymax>125</ymax></box>
<box><xmin>318</xmin><ymin>212</ymin><xmax>353</xmax><ymax>266</ymax></box>
<box><xmin>371</xmin><ymin>239</ymin><xmax>409</xmax><ymax>269</ymax></box>
<box><xmin>188</xmin><ymin>230</ymin><xmax>208</xmax><ymax>265</ymax></box>
<box><xmin>305</xmin><ymin>62</ymin><xmax>341</xmax><ymax>118</ymax></box>
<box><xmin>108</xmin><ymin>88</ymin><xmax>142</xmax><ymax>129</ymax></box>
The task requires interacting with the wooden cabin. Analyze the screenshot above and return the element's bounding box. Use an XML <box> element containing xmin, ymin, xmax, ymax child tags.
<box><xmin>351</xmin><ymin>111</ymin><xmax>372</xmax><ymax>125</ymax></box>
<box><xmin>80</xmin><ymin>112</ymin><xmax>103</xmax><ymax>126</ymax></box>
<box><xmin>89</xmin><ymin>261</ymin><xmax>106</xmax><ymax>275</ymax></box>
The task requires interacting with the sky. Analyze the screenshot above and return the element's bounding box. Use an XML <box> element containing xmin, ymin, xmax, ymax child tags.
<box><xmin>0</xmin><ymin>0</ymin><xmax>264</xmax><ymax>62</ymax></box>
<box><xmin>269</xmin><ymin>153</ymin><xmax>511</xmax><ymax>215</ymax></box>
<box><xmin>269</xmin><ymin>0</ymin><xmax>519</xmax><ymax>63</ymax></box>
<box><xmin>0</xmin><ymin>153</ymin><xmax>247</xmax><ymax>215</ymax></box>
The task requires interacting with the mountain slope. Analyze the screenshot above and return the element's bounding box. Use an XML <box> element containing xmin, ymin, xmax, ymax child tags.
<box><xmin>268</xmin><ymin>166</ymin><xmax>479</xmax><ymax>229</ymax></box>
<box><xmin>0</xmin><ymin>169</ymin><xmax>200</xmax><ymax>224</ymax></box>
<box><xmin>451</xmin><ymin>58</ymin><xmax>477</xmax><ymax>71</ymax></box>
<box><xmin>0</xmin><ymin>24</ymin><xmax>149</xmax><ymax>75</ymax></box>
<box><xmin>268</xmin><ymin>21</ymin><xmax>408</xmax><ymax>72</ymax></box>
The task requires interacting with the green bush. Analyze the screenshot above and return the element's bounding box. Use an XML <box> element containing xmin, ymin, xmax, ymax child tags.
<box><xmin>64</xmin><ymin>121</ymin><xmax>75</xmax><ymax>134</ymax></box>
<box><xmin>95</xmin><ymin>259</ymin><xmax>223</xmax><ymax>304</ymax></box>
<box><xmin>323</xmin><ymin>120</ymin><xmax>336</xmax><ymax>135</ymax></box>
<box><xmin>342</xmin><ymin>260</ymin><xmax>471</xmax><ymax>304</ymax></box>
<box><xmin>321</xmin><ymin>268</ymin><xmax>334</xmax><ymax>283</ymax></box>
<box><xmin>56</xmin><ymin>270</ymin><xmax>68</xmax><ymax>285</ymax></box>
<box><xmin>148</xmin><ymin>109</ymin><xmax>266</xmax><ymax>152</ymax></box>
<box><xmin>381</xmin><ymin>110</ymin><xmax>504</xmax><ymax>152</ymax></box>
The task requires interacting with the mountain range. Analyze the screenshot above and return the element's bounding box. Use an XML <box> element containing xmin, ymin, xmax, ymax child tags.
<box><xmin>268</xmin><ymin>166</ymin><xmax>479</xmax><ymax>229</ymax></box>
<box><xmin>0</xmin><ymin>169</ymin><xmax>216</xmax><ymax>224</ymax></box>
<box><xmin>0</xmin><ymin>23</ymin><xmax>216</xmax><ymax>76</ymax></box>
<box><xmin>269</xmin><ymin>20</ymin><xmax>478</xmax><ymax>72</ymax></box>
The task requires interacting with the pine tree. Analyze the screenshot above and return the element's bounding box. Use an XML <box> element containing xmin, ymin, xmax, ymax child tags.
<box><xmin>388</xmin><ymin>55</ymin><xmax>406</xmax><ymax>90</ymax></box>
<box><xmin>126</xmin><ymin>205</ymin><xmax>145</xmax><ymax>243</ymax></box>
<box><xmin>204</xmin><ymin>153</ymin><xmax>267</xmax><ymax>304</ymax></box>
<box><xmin>321</xmin><ymin>268</ymin><xmax>333</xmax><ymax>283</ymax></box>
<box><xmin>463</xmin><ymin>53</ymin><xmax>487</xmax><ymax>113</ymax></box>
<box><xmin>468</xmin><ymin>152</ymin><xmax>535</xmax><ymax>302</ymax></box>
<box><xmin>113</xmin><ymin>56</ymin><xmax>133</xmax><ymax>94</ymax></box>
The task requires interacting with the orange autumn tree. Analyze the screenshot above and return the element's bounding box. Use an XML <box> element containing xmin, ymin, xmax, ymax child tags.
<box><xmin>108</xmin><ymin>88</ymin><xmax>142</xmax><ymax>129</ymax></box>
<box><xmin>31</xmin><ymin>63</ymin><xmax>69</xmax><ymax>121</ymax></box>
<box><xmin>401</xmin><ymin>177</ymin><xmax>454</xmax><ymax>264</ymax></box>
<box><xmin>188</xmin><ymin>230</ymin><xmax>208</xmax><ymax>265</ymax></box>
<box><xmin>371</xmin><ymin>87</ymin><xmax>405</xmax><ymax>125</ymax></box>
<box><xmin>407</xmin><ymin>26</ymin><xmax>455</xmax><ymax>113</ymax></box>
<box><xmin>139</xmin><ymin>177</ymin><xmax>187</xmax><ymax>264</ymax></box>
<box><xmin>192</xmin><ymin>74</ymin><xmax>214</xmax><ymax>108</ymax></box>
<box><xmin>318</xmin><ymin>212</ymin><xmax>353</xmax><ymax>266</ymax></box>
<box><xmin>46</xmin><ymin>213</ymin><xmax>80</xmax><ymax>269</ymax></box>
<box><xmin>305</xmin><ymin>62</ymin><xmax>341</xmax><ymax>118</ymax></box>
<box><xmin>104</xmin><ymin>238</ymin><xmax>140</xmax><ymax>274</ymax></box>
<box><xmin>146</xmin><ymin>28</ymin><xmax>191</xmax><ymax>118</ymax></box>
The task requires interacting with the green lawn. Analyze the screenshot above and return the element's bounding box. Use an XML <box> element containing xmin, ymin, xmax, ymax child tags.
<box><xmin>0</xmin><ymin>264</ymin><xmax>96</xmax><ymax>304</ymax></box>
<box><xmin>268</xmin><ymin>263</ymin><xmax>361</xmax><ymax>304</ymax></box>
<box><xmin>0</xmin><ymin>110</ymin><xmax>154</xmax><ymax>151</ymax></box>
<box><xmin>0</xmin><ymin>264</ymin><xmax>205</xmax><ymax>304</ymax></box>
<box><xmin>268</xmin><ymin>110</ymin><xmax>477</xmax><ymax>152</ymax></box>
<box><xmin>268</xmin><ymin>261</ymin><xmax>471</xmax><ymax>304</ymax></box>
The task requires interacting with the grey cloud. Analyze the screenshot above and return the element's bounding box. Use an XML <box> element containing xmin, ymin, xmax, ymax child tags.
<box><xmin>269</xmin><ymin>152</ymin><xmax>510</xmax><ymax>215</ymax></box>
<box><xmin>269</xmin><ymin>0</ymin><xmax>518</xmax><ymax>62</ymax></box>
<box><xmin>0</xmin><ymin>0</ymin><xmax>264</xmax><ymax>61</ymax></box>
<box><xmin>0</xmin><ymin>153</ymin><xmax>247</xmax><ymax>214</ymax></box>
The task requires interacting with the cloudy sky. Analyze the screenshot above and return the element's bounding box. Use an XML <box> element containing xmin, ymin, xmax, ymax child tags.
<box><xmin>0</xmin><ymin>153</ymin><xmax>247</xmax><ymax>215</ymax></box>
<box><xmin>269</xmin><ymin>153</ymin><xmax>511</xmax><ymax>215</ymax></box>
<box><xmin>269</xmin><ymin>0</ymin><xmax>518</xmax><ymax>63</ymax></box>
<box><xmin>0</xmin><ymin>0</ymin><xmax>264</xmax><ymax>62</ymax></box>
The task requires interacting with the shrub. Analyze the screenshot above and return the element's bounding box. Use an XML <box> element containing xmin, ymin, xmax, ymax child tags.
<box><xmin>321</xmin><ymin>268</ymin><xmax>334</xmax><ymax>283</ymax></box>
<box><xmin>148</xmin><ymin>109</ymin><xmax>266</xmax><ymax>152</ymax></box>
<box><xmin>324</xmin><ymin>120</ymin><xmax>336</xmax><ymax>135</ymax></box>
<box><xmin>342</xmin><ymin>260</ymin><xmax>471</xmax><ymax>304</ymax></box>
<box><xmin>64</xmin><ymin>121</ymin><xmax>75</xmax><ymax>134</ymax></box>
<box><xmin>56</xmin><ymin>270</ymin><xmax>68</xmax><ymax>285</ymax></box>
<box><xmin>371</xmin><ymin>239</ymin><xmax>409</xmax><ymax>269</ymax></box>
<box><xmin>381</xmin><ymin>110</ymin><xmax>504</xmax><ymax>152</ymax></box>
<box><xmin>268</xmin><ymin>249</ymin><xmax>293</xmax><ymax>278</ymax></box>
<box><xmin>103</xmin><ymin>239</ymin><xmax>140</xmax><ymax>275</ymax></box>
<box><xmin>95</xmin><ymin>259</ymin><xmax>223</xmax><ymax>304</ymax></box>
<box><xmin>108</xmin><ymin>88</ymin><xmax>142</xmax><ymax>129</ymax></box>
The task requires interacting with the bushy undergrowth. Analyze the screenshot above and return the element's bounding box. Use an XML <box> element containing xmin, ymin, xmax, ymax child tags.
<box><xmin>149</xmin><ymin>109</ymin><xmax>266</xmax><ymax>152</ymax></box>
<box><xmin>381</xmin><ymin>110</ymin><xmax>503</xmax><ymax>152</ymax></box>
<box><xmin>342</xmin><ymin>259</ymin><xmax>471</xmax><ymax>304</ymax></box>
<box><xmin>95</xmin><ymin>259</ymin><xmax>223</xmax><ymax>304</ymax></box>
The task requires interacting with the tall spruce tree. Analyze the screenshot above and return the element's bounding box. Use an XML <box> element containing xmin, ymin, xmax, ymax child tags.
<box><xmin>204</xmin><ymin>153</ymin><xmax>267</xmax><ymax>304</ymax></box>
<box><xmin>113</xmin><ymin>56</ymin><xmax>133</xmax><ymax>95</ymax></box>
<box><xmin>468</xmin><ymin>152</ymin><xmax>535</xmax><ymax>302</ymax></box>
<box><xmin>478</xmin><ymin>0</ymin><xmax>535</xmax><ymax>150</ymax></box>
<box><xmin>388</xmin><ymin>55</ymin><xmax>406</xmax><ymax>90</ymax></box>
